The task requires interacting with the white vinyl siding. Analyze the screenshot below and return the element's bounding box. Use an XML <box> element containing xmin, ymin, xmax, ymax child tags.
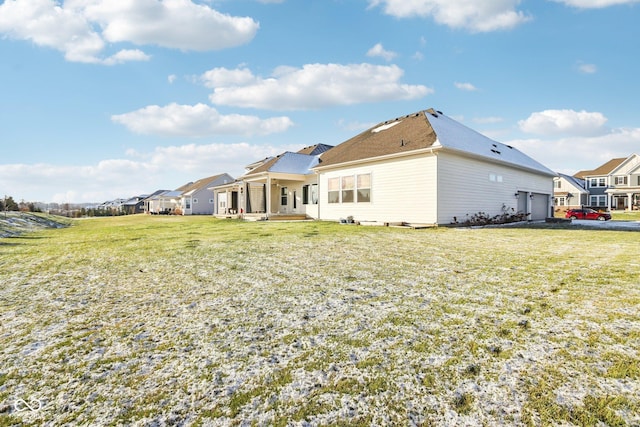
<box><xmin>437</xmin><ymin>152</ymin><xmax>552</xmax><ymax>223</ymax></box>
<box><xmin>319</xmin><ymin>153</ymin><xmax>437</xmax><ymax>224</ymax></box>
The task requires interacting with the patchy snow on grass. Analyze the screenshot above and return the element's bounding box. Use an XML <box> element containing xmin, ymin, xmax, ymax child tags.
<box><xmin>0</xmin><ymin>216</ymin><xmax>638</xmax><ymax>425</ymax></box>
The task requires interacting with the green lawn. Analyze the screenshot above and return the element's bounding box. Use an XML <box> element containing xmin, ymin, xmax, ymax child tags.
<box><xmin>1</xmin><ymin>215</ymin><xmax>638</xmax><ymax>425</ymax></box>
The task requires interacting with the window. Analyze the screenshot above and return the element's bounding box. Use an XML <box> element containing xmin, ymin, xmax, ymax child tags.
<box><xmin>554</xmin><ymin>180</ymin><xmax>562</xmax><ymax>189</ymax></box>
<box><xmin>554</xmin><ymin>197</ymin><xmax>566</xmax><ymax>206</ymax></box>
<box><xmin>614</xmin><ymin>176</ymin><xmax>627</xmax><ymax>185</ymax></box>
<box><xmin>302</xmin><ymin>184</ymin><xmax>318</xmax><ymax>205</ymax></box>
<box><xmin>357</xmin><ymin>174</ymin><xmax>371</xmax><ymax>202</ymax></box>
<box><xmin>280</xmin><ymin>187</ymin><xmax>288</xmax><ymax>206</ymax></box>
<box><xmin>590</xmin><ymin>195</ymin><xmax>606</xmax><ymax>207</ymax></box>
<box><xmin>341</xmin><ymin>176</ymin><xmax>354</xmax><ymax>202</ymax></box>
<box><xmin>328</xmin><ymin>178</ymin><xmax>340</xmax><ymax>203</ymax></box>
<box><xmin>590</xmin><ymin>178</ymin><xmax>606</xmax><ymax>188</ymax></box>
<box><xmin>193</xmin><ymin>198</ymin><xmax>198</xmax><ymax>204</ymax></box>
<box><xmin>185</xmin><ymin>199</ymin><xmax>191</xmax><ymax>209</ymax></box>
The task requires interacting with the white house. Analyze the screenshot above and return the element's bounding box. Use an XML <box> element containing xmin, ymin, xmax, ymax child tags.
<box><xmin>312</xmin><ymin>109</ymin><xmax>556</xmax><ymax>225</ymax></box>
<box><xmin>213</xmin><ymin>144</ymin><xmax>332</xmax><ymax>219</ymax></box>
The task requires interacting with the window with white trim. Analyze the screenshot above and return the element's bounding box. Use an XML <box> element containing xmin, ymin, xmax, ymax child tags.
<box><xmin>357</xmin><ymin>174</ymin><xmax>371</xmax><ymax>202</ymax></box>
<box><xmin>590</xmin><ymin>195</ymin><xmax>607</xmax><ymax>206</ymax></box>
<box><xmin>590</xmin><ymin>178</ymin><xmax>606</xmax><ymax>188</ymax></box>
<box><xmin>614</xmin><ymin>176</ymin><xmax>627</xmax><ymax>185</ymax></box>
<box><xmin>328</xmin><ymin>178</ymin><xmax>340</xmax><ymax>203</ymax></box>
<box><xmin>302</xmin><ymin>184</ymin><xmax>318</xmax><ymax>205</ymax></box>
<box><xmin>341</xmin><ymin>176</ymin><xmax>354</xmax><ymax>203</ymax></box>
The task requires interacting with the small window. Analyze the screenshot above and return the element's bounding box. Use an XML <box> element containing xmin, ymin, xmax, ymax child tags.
<box><xmin>341</xmin><ymin>176</ymin><xmax>354</xmax><ymax>203</ymax></box>
<box><xmin>280</xmin><ymin>187</ymin><xmax>288</xmax><ymax>206</ymax></box>
<box><xmin>615</xmin><ymin>176</ymin><xmax>627</xmax><ymax>185</ymax></box>
<box><xmin>193</xmin><ymin>198</ymin><xmax>198</xmax><ymax>204</ymax></box>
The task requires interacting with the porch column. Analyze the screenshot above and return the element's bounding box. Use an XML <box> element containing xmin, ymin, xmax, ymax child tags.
<box><xmin>266</xmin><ymin>177</ymin><xmax>272</xmax><ymax>216</ymax></box>
<box><xmin>628</xmin><ymin>192</ymin><xmax>634</xmax><ymax>211</ymax></box>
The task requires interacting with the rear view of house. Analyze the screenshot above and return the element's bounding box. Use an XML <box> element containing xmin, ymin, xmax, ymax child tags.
<box><xmin>313</xmin><ymin>109</ymin><xmax>556</xmax><ymax>225</ymax></box>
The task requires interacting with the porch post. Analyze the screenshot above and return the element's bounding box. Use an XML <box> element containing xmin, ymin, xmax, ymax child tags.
<box><xmin>266</xmin><ymin>177</ymin><xmax>272</xmax><ymax>216</ymax></box>
<box><xmin>627</xmin><ymin>192</ymin><xmax>634</xmax><ymax>211</ymax></box>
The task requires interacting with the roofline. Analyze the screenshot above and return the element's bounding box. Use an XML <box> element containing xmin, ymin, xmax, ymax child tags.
<box><xmin>314</xmin><ymin>147</ymin><xmax>439</xmax><ymax>171</ymax></box>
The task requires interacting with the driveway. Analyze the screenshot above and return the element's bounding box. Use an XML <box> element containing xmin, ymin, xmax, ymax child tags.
<box><xmin>570</xmin><ymin>219</ymin><xmax>640</xmax><ymax>230</ymax></box>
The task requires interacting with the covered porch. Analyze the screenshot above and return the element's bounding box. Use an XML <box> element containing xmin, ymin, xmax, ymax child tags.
<box><xmin>606</xmin><ymin>187</ymin><xmax>640</xmax><ymax>211</ymax></box>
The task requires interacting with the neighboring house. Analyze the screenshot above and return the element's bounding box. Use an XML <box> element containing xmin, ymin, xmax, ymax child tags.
<box><xmin>97</xmin><ymin>198</ymin><xmax>127</xmax><ymax>213</ymax></box>
<box><xmin>146</xmin><ymin>190</ymin><xmax>182</xmax><ymax>214</ymax></box>
<box><xmin>553</xmin><ymin>174</ymin><xmax>587</xmax><ymax>213</ymax></box>
<box><xmin>122</xmin><ymin>195</ymin><xmax>147</xmax><ymax>215</ymax></box>
<box><xmin>212</xmin><ymin>144</ymin><xmax>333</xmax><ymax>218</ymax></box>
<box><xmin>574</xmin><ymin>154</ymin><xmax>640</xmax><ymax>210</ymax></box>
<box><xmin>312</xmin><ymin>108</ymin><xmax>556</xmax><ymax>225</ymax></box>
<box><xmin>176</xmin><ymin>173</ymin><xmax>234</xmax><ymax>215</ymax></box>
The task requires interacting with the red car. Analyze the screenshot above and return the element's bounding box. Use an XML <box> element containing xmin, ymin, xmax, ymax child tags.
<box><xmin>565</xmin><ymin>208</ymin><xmax>611</xmax><ymax>221</ymax></box>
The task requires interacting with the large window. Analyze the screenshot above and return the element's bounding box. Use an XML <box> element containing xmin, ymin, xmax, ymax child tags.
<box><xmin>341</xmin><ymin>176</ymin><xmax>354</xmax><ymax>203</ymax></box>
<box><xmin>590</xmin><ymin>177</ymin><xmax>606</xmax><ymax>188</ymax></box>
<box><xmin>590</xmin><ymin>195</ymin><xmax>606</xmax><ymax>207</ymax></box>
<box><xmin>327</xmin><ymin>173</ymin><xmax>372</xmax><ymax>204</ymax></box>
<box><xmin>328</xmin><ymin>178</ymin><xmax>340</xmax><ymax>203</ymax></box>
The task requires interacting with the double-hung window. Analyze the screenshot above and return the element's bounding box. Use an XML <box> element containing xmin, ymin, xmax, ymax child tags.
<box><xmin>328</xmin><ymin>178</ymin><xmax>340</xmax><ymax>203</ymax></box>
<box><xmin>341</xmin><ymin>176</ymin><xmax>354</xmax><ymax>203</ymax></box>
<box><xmin>357</xmin><ymin>174</ymin><xmax>371</xmax><ymax>202</ymax></box>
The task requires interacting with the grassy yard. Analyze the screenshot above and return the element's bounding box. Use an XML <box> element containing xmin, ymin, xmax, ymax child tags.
<box><xmin>1</xmin><ymin>215</ymin><xmax>638</xmax><ymax>426</ymax></box>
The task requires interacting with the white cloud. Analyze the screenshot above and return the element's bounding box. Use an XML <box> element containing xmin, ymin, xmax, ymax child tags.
<box><xmin>168</xmin><ymin>74</ymin><xmax>177</xmax><ymax>84</ymax></box>
<box><xmin>577</xmin><ymin>62</ymin><xmax>597</xmax><ymax>74</ymax></box>
<box><xmin>368</xmin><ymin>0</ymin><xmax>531</xmax><ymax>32</ymax></box>
<box><xmin>111</xmin><ymin>103</ymin><xmax>294</xmax><ymax>137</ymax></box>
<box><xmin>508</xmin><ymin>127</ymin><xmax>640</xmax><ymax>174</ymax></box>
<box><xmin>366</xmin><ymin>43</ymin><xmax>398</xmax><ymax>61</ymax></box>
<box><xmin>473</xmin><ymin>116</ymin><xmax>503</xmax><ymax>124</ymax></box>
<box><xmin>205</xmin><ymin>63</ymin><xmax>433</xmax><ymax>110</ymax></box>
<box><xmin>518</xmin><ymin>109</ymin><xmax>609</xmax><ymax>136</ymax></box>
<box><xmin>551</xmin><ymin>0</ymin><xmax>640</xmax><ymax>8</ymax></box>
<box><xmin>0</xmin><ymin>0</ymin><xmax>258</xmax><ymax>64</ymax></box>
<box><xmin>1</xmin><ymin>142</ymin><xmax>296</xmax><ymax>203</ymax></box>
<box><xmin>454</xmin><ymin>82</ymin><xmax>478</xmax><ymax>91</ymax></box>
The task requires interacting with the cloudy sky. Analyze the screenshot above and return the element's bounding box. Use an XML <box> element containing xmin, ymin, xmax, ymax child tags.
<box><xmin>1</xmin><ymin>0</ymin><xmax>639</xmax><ymax>203</ymax></box>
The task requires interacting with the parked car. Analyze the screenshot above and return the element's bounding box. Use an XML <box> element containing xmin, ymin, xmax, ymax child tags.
<box><xmin>565</xmin><ymin>208</ymin><xmax>611</xmax><ymax>221</ymax></box>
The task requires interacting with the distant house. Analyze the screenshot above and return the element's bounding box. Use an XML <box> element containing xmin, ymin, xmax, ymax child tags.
<box><xmin>312</xmin><ymin>109</ymin><xmax>556</xmax><ymax>225</ymax></box>
<box><xmin>553</xmin><ymin>174</ymin><xmax>587</xmax><ymax>213</ymax></box>
<box><xmin>212</xmin><ymin>144</ymin><xmax>332</xmax><ymax>219</ymax></box>
<box><xmin>122</xmin><ymin>195</ymin><xmax>147</xmax><ymax>215</ymax></box>
<box><xmin>176</xmin><ymin>173</ymin><xmax>234</xmax><ymax>215</ymax></box>
<box><xmin>574</xmin><ymin>154</ymin><xmax>640</xmax><ymax>210</ymax></box>
<box><xmin>146</xmin><ymin>190</ymin><xmax>182</xmax><ymax>214</ymax></box>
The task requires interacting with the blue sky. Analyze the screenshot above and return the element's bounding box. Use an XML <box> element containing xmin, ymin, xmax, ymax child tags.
<box><xmin>1</xmin><ymin>0</ymin><xmax>639</xmax><ymax>203</ymax></box>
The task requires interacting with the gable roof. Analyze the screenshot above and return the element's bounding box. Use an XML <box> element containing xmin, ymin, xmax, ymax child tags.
<box><xmin>316</xmin><ymin>108</ymin><xmax>555</xmax><ymax>176</ymax></box>
<box><xmin>574</xmin><ymin>157</ymin><xmax>626</xmax><ymax>179</ymax></box>
<box><xmin>556</xmin><ymin>173</ymin><xmax>586</xmax><ymax>191</ymax></box>
<box><xmin>176</xmin><ymin>174</ymin><xmax>231</xmax><ymax>195</ymax></box>
<box><xmin>243</xmin><ymin>152</ymin><xmax>322</xmax><ymax>177</ymax></box>
<box><xmin>239</xmin><ymin>145</ymin><xmax>334</xmax><ymax>179</ymax></box>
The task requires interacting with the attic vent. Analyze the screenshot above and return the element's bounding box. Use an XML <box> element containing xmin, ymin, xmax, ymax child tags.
<box><xmin>506</xmin><ymin>145</ymin><xmax>514</xmax><ymax>149</ymax></box>
<box><xmin>491</xmin><ymin>149</ymin><xmax>501</xmax><ymax>155</ymax></box>
<box><xmin>429</xmin><ymin>111</ymin><xmax>438</xmax><ymax>118</ymax></box>
<box><xmin>437</xmin><ymin>110</ymin><xmax>443</xmax><ymax>114</ymax></box>
<box><xmin>492</xmin><ymin>144</ymin><xmax>497</xmax><ymax>148</ymax></box>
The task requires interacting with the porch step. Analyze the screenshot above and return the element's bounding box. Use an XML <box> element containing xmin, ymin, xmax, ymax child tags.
<box><xmin>267</xmin><ymin>214</ymin><xmax>309</xmax><ymax>221</ymax></box>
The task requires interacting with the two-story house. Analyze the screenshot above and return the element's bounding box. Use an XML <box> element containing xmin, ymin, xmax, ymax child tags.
<box><xmin>573</xmin><ymin>154</ymin><xmax>640</xmax><ymax>210</ymax></box>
